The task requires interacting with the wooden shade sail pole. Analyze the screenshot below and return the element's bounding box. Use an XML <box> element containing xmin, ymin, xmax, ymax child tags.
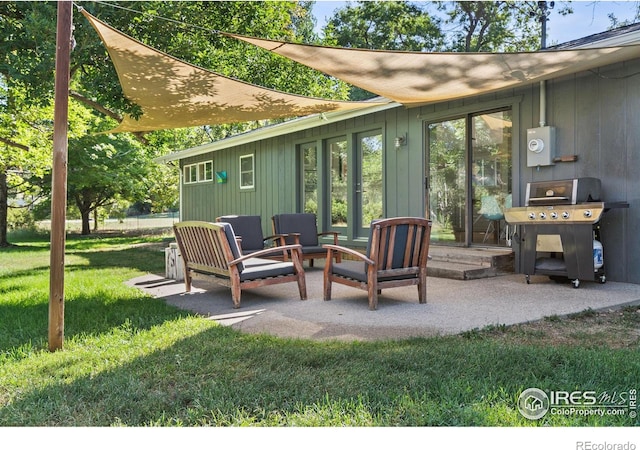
<box><xmin>49</xmin><ymin>1</ymin><xmax>73</xmax><ymax>352</ymax></box>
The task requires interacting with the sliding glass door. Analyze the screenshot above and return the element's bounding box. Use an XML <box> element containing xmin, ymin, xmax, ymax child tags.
<box><xmin>470</xmin><ymin>110</ymin><xmax>512</xmax><ymax>246</ymax></box>
<box><xmin>427</xmin><ymin>109</ymin><xmax>512</xmax><ymax>246</ymax></box>
<box><xmin>427</xmin><ymin>118</ymin><xmax>467</xmax><ymax>244</ymax></box>
<box><xmin>302</xmin><ymin>129</ymin><xmax>383</xmax><ymax>239</ymax></box>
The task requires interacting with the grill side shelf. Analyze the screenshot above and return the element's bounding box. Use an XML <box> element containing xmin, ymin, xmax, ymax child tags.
<box><xmin>603</xmin><ymin>201</ymin><xmax>630</xmax><ymax>211</ymax></box>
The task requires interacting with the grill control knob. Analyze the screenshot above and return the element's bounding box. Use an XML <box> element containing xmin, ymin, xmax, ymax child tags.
<box><xmin>562</xmin><ymin>211</ymin><xmax>570</xmax><ymax>219</ymax></box>
<box><xmin>528</xmin><ymin>212</ymin><xmax>536</xmax><ymax>220</ymax></box>
<box><xmin>539</xmin><ymin>212</ymin><xmax>547</xmax><ymax>220</ymax></box>
<box><xmin>550</xmin><ymin>212</ymin><xmax>558</xmax><ymax>219</ymax></box>
<box><xmin>584</xmin><ymin>209</ymin><xmax>593</xmax><ymax>219</ymax></box>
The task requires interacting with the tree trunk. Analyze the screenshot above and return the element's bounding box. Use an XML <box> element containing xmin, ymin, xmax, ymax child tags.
<box><xmin>80</xmin><ymin>207</ymin><xmax>91</xmax><ymax>235</ymax></box>
<box><xmin>0</xmin><ymin>171</ymin><xmax>9</xmax><ymax>247</ymax></box>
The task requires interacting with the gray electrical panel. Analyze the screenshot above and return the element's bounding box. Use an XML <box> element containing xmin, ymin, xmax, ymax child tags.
<box><xmin>527</xmin><ymin>126</ymin><xmax>556</xmax><ymax>167</ymax></box>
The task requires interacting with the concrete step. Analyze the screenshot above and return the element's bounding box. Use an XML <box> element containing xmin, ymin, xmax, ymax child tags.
<box><xmin>427</xmin><ymin>259</ymin><xmax>500</xmax><ymax>280</ymax></box>
<box><xmin>427</xmin><ymin>245</ymin><xmax>514</xmax><ymax>280</ymax></box>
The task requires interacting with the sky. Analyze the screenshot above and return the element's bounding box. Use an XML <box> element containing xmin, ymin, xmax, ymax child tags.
<box><xmin>311</xmin><ymin>1</ymin><xmax>640</xmax><ymax>46</ymax></box>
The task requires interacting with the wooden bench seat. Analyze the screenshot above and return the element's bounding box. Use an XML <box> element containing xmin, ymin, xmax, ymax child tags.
<box><xmin>173</xmin><ymin>221</ymin><xmax>307</xmax><ymax>308</ymax></box>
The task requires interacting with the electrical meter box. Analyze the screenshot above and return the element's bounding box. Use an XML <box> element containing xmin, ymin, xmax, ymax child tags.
<box><xmin>527</xmin><ymin>126</ymin><xmax>556</xmax><ymax>167</ymax></box>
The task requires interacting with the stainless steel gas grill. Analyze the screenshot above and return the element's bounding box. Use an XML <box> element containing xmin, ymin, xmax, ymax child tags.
<box><xmin>504</xmin><ymin>178</ymin><xmax>621</xmax><ymax>288</ymax></box>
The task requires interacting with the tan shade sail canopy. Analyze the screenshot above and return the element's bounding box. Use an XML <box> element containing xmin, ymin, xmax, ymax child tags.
<box><xmin>227</xmin><ymin>33</ymin><xmax>640</xmax><ymax>106</ymax></box>
<box><xmin>81</xmin><ymin>10</ymin><xmax>386</xmax><ymax>133</ymax></box>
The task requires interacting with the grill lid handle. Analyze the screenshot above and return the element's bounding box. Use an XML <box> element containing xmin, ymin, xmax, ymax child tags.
<box><xmin>528</xmin><ymin>196</ymin><xmax>570</xmax><ymax>204</ymax></box>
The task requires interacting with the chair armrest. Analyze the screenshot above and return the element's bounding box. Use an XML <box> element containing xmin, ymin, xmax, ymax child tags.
<box><xmin>264</xmin><ymin>234</ymin><xmax>287</xmax><ymax>246</ymax></box>
<box><xmin>273</xmin><ymin>232</ymin><xmax>301</xmax><ymax>245</ymax></box>
<box><xmin>318</xmin><ymin>231</ymin><xmax>340</xmax><ymax>244</ymax></box>
<box><xmin>322</xmin><ymin>244</ymin><xmax>374</xmax><ymax>266</ymax></box>
<box><xmin>229</xmin><ymin>244</ymin><xmax>303</xmax><ymax>267</ymax></box>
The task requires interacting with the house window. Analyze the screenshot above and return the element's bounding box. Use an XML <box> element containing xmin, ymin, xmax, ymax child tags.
<box><xmin>184</xmin><ymin>165</ymin><xmax>197</xmax><ymax>184</ymax></box>
<box><xmin>184</xmin><ymin>161</ymin><xmax>213</xmax><ymax>184</ymax></box>
<box><xmin>301</xmin><ymin>143</ymin><xmax>318</xmax><ymax>214</ymax></box>
<box><xmin>329</xmin><ymin>137</ymin><xmax>348</xmax><ymax>228</ymax></box>
<box><xmin>199</xmin><ymin>161</ymin><xmax>213</xmax><ymax>182</ymax></box>
<box><xmin>359</xmin><ymin>131</ymin><xmax>383</xmax><ymax>227</ymax></box>
<box><xmin>239</xmin><ymin>154</ymin><xmax>254</xmax><ymax>189</ymax></box>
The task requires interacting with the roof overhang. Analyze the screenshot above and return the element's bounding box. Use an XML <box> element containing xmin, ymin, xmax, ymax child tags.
<box><xmin>553</xmin><ymin>24</ymin><xmax>640</xmax><ymax>49</ymax></box>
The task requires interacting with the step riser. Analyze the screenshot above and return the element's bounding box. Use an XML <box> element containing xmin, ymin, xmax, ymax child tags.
<box><xmin>428</xmin><ymin>245</ymin><xmax>514</xmax><ymax>280</ymax></box>
<box><xmin>427</xmin><ymin>265</ymin><xmax>498</xmax><ymax>281</ymax></box>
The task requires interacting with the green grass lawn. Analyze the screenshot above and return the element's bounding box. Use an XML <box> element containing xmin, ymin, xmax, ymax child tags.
<box><xmin>0</xmin><ymin>230</ymin><xmax>638</xmax><ymax>427</ymax></box>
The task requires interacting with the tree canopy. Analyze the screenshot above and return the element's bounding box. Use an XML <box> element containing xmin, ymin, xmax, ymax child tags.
<box><xmin>0</xmin><ymin>1</ymin><xmax>578</xmax><ymax>241</ymax></box>
<box><xmin>323</xmin><ymin>1</ymin><xmax>573</xmax><ymax>53</ymax></box>
<box><xmin>0</xmin><ymin>0</ymin><xmax>349</xmax><ymax>239</ymax></box>
<box><xmin>324</xmin><ymin>1</ymin><xmax>445</xmax><ymax>50</ymax></box>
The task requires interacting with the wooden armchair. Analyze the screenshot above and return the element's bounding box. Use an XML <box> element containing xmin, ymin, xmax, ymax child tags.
<box><xmin>173</xmin><ymin>221</ymin><xmax>307</xmax><ymax>309</ymax></box>
<box><xmin>322</xmin><ymin>217</ymin><xmax>432</xmax><ymax>310</ymax></box>
<box><xmin>271</xmin><ymin>213</ymin><xmax>340</xmax><ymax>267</ymax></box>
<box><xmin>216</xmin><ymin>215</ymin><xmax>282</xmax><ymax>255</ymax></box>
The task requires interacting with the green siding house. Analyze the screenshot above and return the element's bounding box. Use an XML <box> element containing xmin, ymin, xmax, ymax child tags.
<box><xmin>158</xmin><ymin>25</ymin><xmax>640</xmax><ymax>284</ymax></box>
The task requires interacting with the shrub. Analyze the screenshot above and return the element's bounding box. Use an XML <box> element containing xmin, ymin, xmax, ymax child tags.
<box><xmin>7</xmin><ymin>207</ymin><xmax>36</xmax><ymax>231</ymax></box>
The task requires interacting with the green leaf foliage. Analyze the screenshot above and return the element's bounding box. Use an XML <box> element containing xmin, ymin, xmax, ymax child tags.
<box><xmin>323</xmin><ymin>1</ymin><xmax>563</xmax><ymax>53</ymax></box>
<box><xmin>0</xmin><ymin>1</ymin><xmax>355</xmax><ymax>238</ymax></box>
<box><xmin>324</xmin><ymin>0</ymin><xmax>445</xmax><ymax>51</ymax></box>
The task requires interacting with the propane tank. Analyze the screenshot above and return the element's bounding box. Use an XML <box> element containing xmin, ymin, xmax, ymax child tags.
<box><xmin>593</xmin><ymin>239</ymin><xmax>604</xmax><ymax>271</ymax></box>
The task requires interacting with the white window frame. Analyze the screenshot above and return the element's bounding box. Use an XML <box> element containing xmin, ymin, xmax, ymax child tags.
<box><xmin>239</xmin><ymin>154</ymin><xmax>254</xmax><ymax>190</ymax></box>
<box><xmin>183</xmin><ymin>161</ymin><xmax>213</xmax><ymax>184</ymax></box>
<box><xmin>184</xmin><ymin>164</ymin><xmax>198</xmax><ymax>184</ymax></box>
<box><xmin>199</xmin><ymin>161</ymin><xmax>213</xmax><ymax>182</ymax></box>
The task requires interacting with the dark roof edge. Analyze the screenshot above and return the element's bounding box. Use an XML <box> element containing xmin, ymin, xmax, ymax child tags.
<box><xmin>550</xmin><ymin>22</ymin><xmax>640</xmax><ymax>49</ymax></box>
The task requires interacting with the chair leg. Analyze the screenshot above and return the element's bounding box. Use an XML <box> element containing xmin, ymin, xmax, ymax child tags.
<box><xmin>231</xmin><ymin>284</ymin><xmax>241</xmax><ymax>309</ymax></box>
<box><xmin>418</xmin><ymin>277</ymin><xmax>427</xmax><ymax>304</ymax></box>
<box><xmin>298</xmin><ymin>274</ymin><xmax>307</xmax><ymax>300</ymax></box>
<box><xmin>323</xmin><ymin>261</ymin><xmax>332</xmax><ymax>301</ymax></box>
<box><xmin>297</xmin><ymin>273</ymin><xmax>307</xmax><ymax>300</ymax></box>
<box><xmin>323</xmin><ymin>278</ymin><xmax>332</xmax><ymax>301</ymax></box>
<box><xmin>366</xmin><ymin>265</ymin><xmax>378</xmax><ymax>310</ymax></box>
<box><xmin>184</xmin><ymin>271</ymin><xmax>192</xmax><ymax>293</ymax></box>
<box><xmin>368</xmin><ymin>280</ymin><xmax>378</xmax><ymax>310</ymax></box>
<box><xmin>291</xmin><ymin>250</ymin><xmax>307</xmax><ymax>300</ymax></box>
<box><xmin>482</xmin><ymin>220</ymin><xmax>500</xmax><ymax>244</ymax></box>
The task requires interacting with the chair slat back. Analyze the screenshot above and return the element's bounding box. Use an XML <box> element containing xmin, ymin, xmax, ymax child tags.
<box><xmin>368</xmin><ymin>218</ymin><xmax>432</xmax><ymax>273</ymax></box>
<box><xmin>174</xmin><ymin>221</ymin><xmax>241</xmax><ymax>275</ymax></box>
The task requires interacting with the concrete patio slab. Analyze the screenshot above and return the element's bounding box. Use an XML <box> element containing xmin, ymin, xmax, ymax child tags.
<box><xmin>127</xmin><ymin>268</ymin><xmax>640</xmax><ymax>342</ymax></box>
